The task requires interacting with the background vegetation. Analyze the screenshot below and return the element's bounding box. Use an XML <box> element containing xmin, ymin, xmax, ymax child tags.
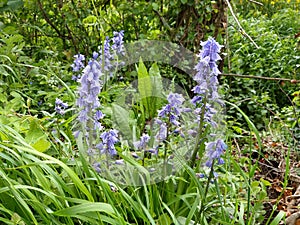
<box><xmin>0</xmin><ymin>0</ymin><xmax>299</xmax><ymax>224</ymax></box>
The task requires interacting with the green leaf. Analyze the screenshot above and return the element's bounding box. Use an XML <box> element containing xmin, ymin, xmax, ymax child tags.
<box><xmin>137</xmin><ymin>57</ymin><xmax>152</xmax><ymax>119</ymax></box>
<box><xmin>25</xmin><ymin>119</ymin><xmax>45</xmax><ymax>144</ymax></box>
<box><xmin>149</xmin><ymin>63</ymin><xmax>163</xmax><ymax>102</ymax></box>
<box><xmin>111</xmin><ymin>103</ymin><xmax>132</xmax><ymax>141</ymax></box>
<box><xmin>151</xmin><ymin>2</ymin><xmax>159</xmax><ymax>10</ymax></box>
<box><xmin>149</xmin><ymin>64</ymin><xmax>164</xmax><ymax>118</ymax></box>
<box><xmin>225</xmin><ymin>101</ymin><xmax>262</xmax><ymax>149</ymax></box>
<box><xmin>157</xmin><ymin>213</ymin><xmax>172</xmax><ymax>225</ymax></box>
<box><xmin>31</xmin><ymin>138</ymin><xmax>50</xmax><ymax>152</ymax></box>
<box><xmin>269</xmin><ymin>210</ymin><xmax>285</xmax><ymax>225</ymax></box>
<box><xmin>260</xmin><ymin>178</ymin><xmax>271</xmax><ymax>187</ymax></box>
<box><xmin>0</xmin><ymin>0</ymin><xmax>8</xmax><ymax>8</ymax></box>
<box><xmin>82</xmin><ymin>15</ymin><xmax>97</xmax><ymax>26</ymax></box>
<box><xmin>53</xmin><ymin>202</ymin><xmax>115</xmax><ymax>217</ymax></box>
<box><xmin>0</xmin><ymin>0</ymin><xmax>23</xmax><ymax>12</ymax></box>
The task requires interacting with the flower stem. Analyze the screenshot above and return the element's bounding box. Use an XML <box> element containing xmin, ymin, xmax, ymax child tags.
<box><xmin>189</xmin><ymin>96</ymin><xmax>207</xmax><ymax>168</ymax></box>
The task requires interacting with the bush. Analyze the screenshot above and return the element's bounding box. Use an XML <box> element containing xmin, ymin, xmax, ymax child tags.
<box><xmin>224</xmin><ymin>7</ymin><xmax>300</xmax><ymax>128</ymax></box>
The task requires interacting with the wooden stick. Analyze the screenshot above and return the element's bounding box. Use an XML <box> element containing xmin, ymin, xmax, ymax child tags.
<box><xmin>222</xmin><ymin>73</ymin><xmax>300</xmax><ymax>84</ymax></box>
<box><xmin>224</xmin><ymin>0</ymin><xmax>259</xmax><ymax>48</ymax></box>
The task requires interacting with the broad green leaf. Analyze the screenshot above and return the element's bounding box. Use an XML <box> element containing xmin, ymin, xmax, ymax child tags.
<box><xmin>31</xmin><ymin>138</ymin><xmax>50</xmax><ymax>152</ymax></box>
<box><xmin>0</xmin><ymin>0</ymin><xmax>23</xmax><ymax>12</ymax></box>
<box><xmin>82</xmin><ymin>15</ymin><xmax>97</xmax><ymax>25</ymax></box>
<box><xmin>149</xmin><ymin>62</ymin><xmax>164</xmax><ymax>117</ymax></box>
<box><xmin>111</xmin><ymin>103</ymin><xmax>132</xmax><ymax>140</ymax></box>
<box><xmin>137</xmin><ymin>57</ymin><xmax>152</xmax><ymax>119</ymax></box>
<box><xmin>25</xmin><ymin>119</ymin><xmax>45</xmax><ymax>144</ymax></box>
<box><xmin>260</xmin><ymin>178</ymin><xmax>271</xmax><ymax>187</ymax></box>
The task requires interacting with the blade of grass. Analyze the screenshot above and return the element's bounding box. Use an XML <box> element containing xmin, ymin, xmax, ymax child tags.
<box><xmin>0</xmin><ymin>123</ymin><xmax>94</xmax><ymax>202</ymax></box>
<box><xmin>53</xmin><ymin>202</ymin><xmax>115</xmax><ymax>216</ymax></box>
<box><xmin>225</xmin><ymin>101</ymin><xmax>262</xmax><ymax>150</ymax></box>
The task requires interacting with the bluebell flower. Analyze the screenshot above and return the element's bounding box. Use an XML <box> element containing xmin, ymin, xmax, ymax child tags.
<box><xmin>131</xmin><ymin>152</ymin><xmax>139</xmax><ymax>158</ymax></box>
<box><xmin>205</xmin><ymin>139</ymin><xmax>227</xmax><ymax>168</ymax></box>
<box><xmin>169</xmin><ymin>114</ymin><xmax>180</xmax><ymax>126</ymax></box>
<box><xmin>93</xmin><ymin>51</ymin><xmax>99</xmax><ymax>60</ymax></box>
<box><xmin>157</xmin><ymin>93</ymin><xmax>185</xmax><ymax>127</ymax></box>
<box><xmin>98</xmin><ymin>37</ymin><xmax>114</xmax><ymax>76</ymax></box>
<box><xmin>112</xmin><ymin>30</ymin><xmax>125</xmax><ymax>55</ymax></box>
<box><xmin>115</xmin><ymin>159</ymin><xmax>124</xmax><ymax>165</ymax></box>
<box><xmin>71</xmin><ymin>54</ymin><xmax>85</xmax><ymax>72</ymax></box>
<box><xmin>72</xmin><ymin>31</ymin><xmax>126</xmax><ymax>173</ymax></box>
<box><xmin>76</xmin><ymin>60</ymin><xmax>102</xmax><ymax>125</ymax></box>
<box><xmin>196</xmin><ymin>173</ymin><xmax>206</xmax><ymax>178</ymax></box>
<box><xmin>97</xmin><ymin>31</ymin><xmax>125</xmax><ymax>78</ymax></box>
<box><xmin>156</xmin><ymin>122</ymin><xmax>167</xmax><ymax>141</ymax></box>
<box><xmin>146</xmin><ymin>147</ymin><xmax>158</xmax><ymax>155</ymax></box>
<box><xmin>134</xmin><ymin>133</ymin><xmax>150</xmax><ymax>150</ymax></box>
<box><xmin>167</xmin><ymin>93</ymin><xmax>185</xmax><ymax>108</ymax></box>
<box><xmin>189</xmin><ymin>37</ymin><xmax>228</xmax><ymax>172</ymax></box>
<box><xmin>55</xmin><ymin>98</ymin><xmax>68</xmax><ymax>115</ymax></box>
<box><xmin>96</xmin><ymin>129</ymin><xmax>119</xmax><ymax>156</ymax></box>
<box><xmin>188</xmin><ymin>129</ymin><xmax>198</xmax><ymax>137</ymax></box>
<box><xmin>73</xmin><ymin>130</ymin><xmax>80</xmax><ymax>138</ymax></box>
<box><xmin>173</xmin><ymin>127</ymin><xmax>185</xmax><ymax>138</ymax></box>
<box><xmin>191</xmin><ymin>37</ymin><xmax>223</xmax><ymax>128</ymax></box>
<box><xmin>191</xmin><ymin>95</ymin><xmax>202</xmax><ymax>105</ymax></box>
<box><xmin>93</xmin><ymin>162</ymin><xmax>101</xmax><ymax>173</ymax></box>
<box><xmin>193</xmin><ymin>57</ymin><xmax>219</xmax><ymax>101</ymax></box>
<box><xmin>199</xmin><ymin>37</ymin><xmax>222</xmax><ymax>75</ymax></box>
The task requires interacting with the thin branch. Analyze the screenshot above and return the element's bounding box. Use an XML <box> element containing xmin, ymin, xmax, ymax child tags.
<box><xmin>222</xmin><ymin>73</ymin><xmax>300</xmax><ymax>84</ymax></box>
<box><xmin>248</xmin><ymin>0</ymin><xmax>263</xmax><ymax>6</ymax></box>
<box><xmin>224</xmin><ymin>0</ymin><xmax>259</xmax><ymax>48</ymax></box>
<box><xmin>37</xmin><ymin>0</ymin><xmax>62</xmax><ymax>37</ymax></box>
<box><xmin>153</xmin><ymin>9</ymin><xmax>172</xmax><ymax>32</ymax></box>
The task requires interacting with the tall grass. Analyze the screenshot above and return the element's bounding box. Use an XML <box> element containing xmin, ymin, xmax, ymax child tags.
<box><xmin>0</xmin><ymin>109</ymin><xmax>289</xmax><ymax>224</ymax></box>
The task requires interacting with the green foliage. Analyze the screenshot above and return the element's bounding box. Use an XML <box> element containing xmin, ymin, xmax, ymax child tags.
<box><xmin>137</xmin><ymin>59</ymin><xmax>163</xmax><ymax>120</ymax></box>
<box><xmin>233</xmin><ymin>0</ymin><xmax>300</xmax><ymax>18</ymax></box>
<box><xmin>0</xmin><ymin>0</ymin><xmax>23</xmax><ymax>12</ymax></box>
<box><xmin>224</xmin><ymin>7</ymin><xmax>300</xmax><ymax>129</ymax></box>
<box><xmin>0</xmin><ymin>0</ymin><xmax>298</xmax><ymax>224</ymax></box>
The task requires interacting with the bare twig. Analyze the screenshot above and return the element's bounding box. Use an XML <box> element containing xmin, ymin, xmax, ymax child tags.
<box><xmin>224</xmin><ymin>0</ymin><xmax>259</xmax><ymax>48</ymax></box>
<box><xmin>222</xmin><ymin>73</ymin><xmax>300</xmax><ymax>84</ymax></box>
<box><xmin>37</xmin><ymin>0</ymin><xmax>62</xmax><ymax>38</ymax></box>
<box><xmin>248</xmin><ymin>0</ymin><xmax>264</xmax><ymax>6</ymax></box>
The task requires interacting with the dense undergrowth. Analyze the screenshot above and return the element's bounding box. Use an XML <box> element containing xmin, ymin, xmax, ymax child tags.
<box><xmin>0</xmin><ymin>0</ymin><xmax>299</xmax><ymax>224</ymax></box>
